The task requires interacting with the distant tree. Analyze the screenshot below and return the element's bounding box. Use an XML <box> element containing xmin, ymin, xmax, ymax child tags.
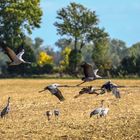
<box><xmin>128</xmin><ymin>42</ymin><xmax>140</xmax><ymax>57</ymax></box>
<box><xmin>55</xmin><ymin>38</ymin><xmax>72</xmax><ymax>51</ymax></box>
<box><xmin>92</xmin><ymin>39</ymin><xmax>111</xmax><ymax>76</ymax></box>
<box><xmin>0</xmin><ymin>0</ymin><xmax>42</xmax><ymax>47</ymax></box>
<box><xmin>36</xmin><ymin>51</ymin><xmax>54</xmax><ymax>74</ymax></box>
<box><xmin>38</xmin><ymin>51</ymin><xmax>53</xmax><ymax>66</ymax></box>
<box><xmin>109</xmin><ymin>39</ymin><xmax>128</xmax><ymax>68</ymax></box>
<box><xmin>81</xmin><ymin>44</ymin><xmax>94</xmax><ymax>63</ymax></box>
<box><xmin>33</xmin><ymin>37</ymin><xmax>44</xmax><ymax>60</ymax></box>
<box><xmin>118</xmin><ymin>42</ymin><xmax>140</xmax><ymax>76</ymax></box>
<box><xmin>45</xmin><ymin>46</ymin><xmax>55</xmax><ymax>56</ymax></box>
<box><xmin>34</xmin><ymin>37</ymin><xmax>43</xmax><ymax>49</ymax></box>
<box><xmin>0</xmin><ymin>52</ymin><xmax>8</xmax><ymax>74</ymax></box>
<box><xmin>54</xmin><ymin>2</ymin><xmax>108</xmax><ymax>74</ymax></box>
<box><xmin>59</xmin><ymin>47</ymin><xmax>71</xmax><ymax>73</ymax></box>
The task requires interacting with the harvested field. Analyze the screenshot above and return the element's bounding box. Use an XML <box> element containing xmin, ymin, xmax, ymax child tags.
<box><xmin>0</xmin><ymin>79</ymin><xmax>140</xmax><ymax>140</ymax></box>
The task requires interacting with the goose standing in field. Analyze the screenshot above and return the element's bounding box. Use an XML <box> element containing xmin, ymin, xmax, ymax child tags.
<box><xmin>90</xmin><ymin>100</ymin><xmax>104</xmax><ymax>118</ymax></box>
<box><xmin>0</xmin><ymin>41</ymin><xmax>31</xmax><ymax>65</ymax></box>
<box><xmin>45</xmin><ymin>110</ymin><xmax>53</xmax><ymax>121</ymax></box>
<box><xmin>100</xmin><ymin>81</ymin><xmax>121</xmax><ymax>98</ymax></box>
<box><xmin>0</xmin><ymin>97</ymin><xmax>10</xmax><ymax>118</ymax></box>
<box><xmin>100</xmin><ymin>105</ymin><xmax>109</xmax><ymax>117</ymax></box>
<box><xmin>54</xmin><ymin>109</ymin><xmax>60</xmax><ymax>119</ymax></box>
<box><xmin>39</xmin><ymin>83</ymin><xmax>66</xmax><ymax>101</ymax></box>
<box><xmin>77</xmin><ymin>62</ymin><xmax>102</xmax><ymax>86</ymax></box>
<box><xmin>90</xmin><ymin>100</ymin><xmax>110</xmax><ymax>118</ymax></box>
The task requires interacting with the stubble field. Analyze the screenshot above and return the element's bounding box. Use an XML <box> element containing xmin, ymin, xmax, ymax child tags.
<box><xmin>0</xmin><ymin>79</ymin><xmax>140</xmax><ymax>140</ymax></box>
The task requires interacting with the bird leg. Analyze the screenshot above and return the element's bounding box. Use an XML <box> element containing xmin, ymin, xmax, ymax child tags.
<box><xmin>76</xmin><ymin>81</ymin><xmax>86</xmax><ymax>86</ymax></box>
<box><xmin>74</xmin><ymin>94</ymin><xmax>83</xmax><ymax>98</ymax></box>
<box><xmin>38</xmin><ymin>89</ymin><xmax>46</xmax><ymax>93</ymax></box>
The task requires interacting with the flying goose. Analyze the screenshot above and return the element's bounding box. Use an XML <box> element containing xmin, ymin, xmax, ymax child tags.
<box><xmin>0</xmin><ymin>41</ymin><xmax>31</xmax><ymax>65</ymax></box>
<box><xmin>39</xmin><ymin>83</ymin><xmax>66</xmax><ymax>101</ymax></box>
<box><xmin>77</xmin><ymin>62</ymin><xmax>102</xmax><ymax>86</ymax></box>
<box><xmin>0</xmin><ymin>97</ymin><xmax>10</xmax><ymax>118</ymax></box>
<box><xmin>100</xmin><ymin>81</ymin><xmax>121</xmax><ymax>98</ymax></box>
<box><xmin>74</xmin><ymin>86</ymin><xmax>100</xmax><ymax>98</ymax></box>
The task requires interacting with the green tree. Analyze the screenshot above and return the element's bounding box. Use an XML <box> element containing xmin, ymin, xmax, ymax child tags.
<box><xmin>109</xmin><ymin>39</ymin><xmax>128</xmax><ymax>68</ymax></box>
<box><xmin>59</xmin><ymin>47</ymin><xmax>71</xmax><ymax>73</ymax></box>
<box><xmin>128</xmin><ymin>42</ymin><xmax>140</xmax><ymax>57</ymax></box>
<box><xmin>54</xmin><ymin>2</ymin><xmax>108</xmax><ymax>74</ymax></box>
<box><xmin>92</xmin><ymin>39</ymin><xmax>111</xmax><ymax>76</ymax></box>
<box><xmin>33</xmin><ymin>37</ymin><xmax>43</xmax><ymax>60</ymax></box>
<box><xmin>0</xmin><ymin>0</ymin><xmax>42</xmax><ymax>47</ymax></box>
<box><xmin>0</xmin><ymin>52</ymin><xmax>8</xmax><ymax>74</ymax></box>
<box><xmin>55</xmin><ymin>38</ymin><xmax>72</xmax><ymax>51</ymax></box>
<box><xmin>117</xmin><ymin>42</ymin><xmax>140</xmax><ymax>77</ymax></box>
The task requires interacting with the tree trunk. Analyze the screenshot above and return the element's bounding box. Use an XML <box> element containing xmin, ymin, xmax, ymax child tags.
<box><xmin>74</xmin><ymin>37</ymin><xmax>77</xmax><ymax>50</ymax></box>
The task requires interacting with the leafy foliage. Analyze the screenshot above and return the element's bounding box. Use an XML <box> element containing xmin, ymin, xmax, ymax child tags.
<box><xmin>38</xmin><ymin>51</ymin><xmax>53</xmax><ymax>66</ymax></box>
<box><xmin>68</xmin><ymin>49</ymin><xmax>83</xmax><ymax>76</ymax></box>
<box><xmin>59</xmin><ymin>47</ymin><xmax>71</xmax><ymax>72</ymax></box>
<box><xmin>54</xmin><ymin>2</ymin><xmax>108</xmax><ymax>50</ymax></box>
<box><xmin>0</xmin><ymin>0</ymin><xmax>42</xmax><ymax>46</ymax></box>
<box><xmin>92</xmin><ymin>40</ymin><xmax>112</xmax><ymax>76</ymax></box>
<box><xmin>54</xmin><ymin>2</ymin><xmax>108</xmax><ymax>74</ymax></box>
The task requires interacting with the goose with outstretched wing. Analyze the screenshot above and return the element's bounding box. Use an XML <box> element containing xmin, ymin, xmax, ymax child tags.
<box><xmin>77</xmin><ymin>62</ymin><xmax>102</xmax><ymax>86</ymax></box>
<box><xmin>0</xmin><ymin>41</ymin><xmax>31</xmax><ymax>65</ymax></box>
<box><xmin>100</xmin><ymin>80</ymin><xmax>121</xmax><ymax>98</ymax></box>
<box><xmin>39</xmin><ymin>83</ymin><xmax>66</xmax><ymax>101</ymax></box>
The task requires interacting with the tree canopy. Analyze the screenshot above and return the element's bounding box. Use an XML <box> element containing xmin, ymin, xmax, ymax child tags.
<box><xmin>54</xmin><ymin>2</ymin><xmax>108</xmax><ymax>50</ymax></box>
<box><xmin>0</xmin><ymin>0</ymin><xmax>42</xmax><ymax>47</ymax></box>
<box><xmin>54</xmin><ymin>2</ymin><xmax>108</xmax><ymax>75</ymax></box>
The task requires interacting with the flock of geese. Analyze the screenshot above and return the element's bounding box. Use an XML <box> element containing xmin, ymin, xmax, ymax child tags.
<box><xmin>38</xmin><ymin>79</ymin><xmax>120</xmax><ymax>120</ymax></box>
<box><xmin>0</xmin><ymin>41</ymin><xmax>122</xmax><ymax>120</ymax></box>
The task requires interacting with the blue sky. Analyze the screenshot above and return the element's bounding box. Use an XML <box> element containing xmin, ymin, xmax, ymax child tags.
<box><xmin>30</xmin><ymin>0</ymin><xmax>140</xmax><ymax>47</ymax></box>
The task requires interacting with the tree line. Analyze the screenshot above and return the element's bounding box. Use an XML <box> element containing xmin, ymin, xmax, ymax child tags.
<box><xmin>0</xmin><ymin>1</ymin><xmax>140</xmax><ymax>78</ymax></box>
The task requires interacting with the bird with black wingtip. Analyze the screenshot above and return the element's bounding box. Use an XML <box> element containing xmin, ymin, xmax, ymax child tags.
<box><xmin>76</xmin><ymin>61</ymin><xmax>102</xmax><ymax>86</ymax></box>
<box><xmin>100</xmin><ymin>80</ymin><xmax>121</xmax><ymax>98</ymax></box>
<box><xmin>74</xmin><ymin>86</ymin><xmax>100</xmax><ymax>98</ymax></box>
<box><xmin>0</xmin><ymin>41</ymin><xmax>31</xmax><ymax>66</ymax></box>
<box><xmin>39</xmin><ymin>83</ymin><xmax>67</xmax><ymax>101</ymax></box>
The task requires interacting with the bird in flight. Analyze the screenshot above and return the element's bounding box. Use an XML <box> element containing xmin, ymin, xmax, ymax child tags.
<box><xmin>74</xmin><ymin>86</ymin><xmax>100</xmax><ymax>98</ymax></box>
<box><xmin>100</xmin><ymin>81</ymin><xmax>121</xmax><ymax>98</ymax></box>
<box><xmin>39</xmin><ymin>83</ymin><xmax>67</xmax><ymax>101</ymax></box>
<box><xmin>77</xmin><ymin>62</ymin><xmax>102</xmax><ymax>86</ymax></box>
<box><xmin>0</xmin><ymin>41</ymin><xmax>31</xmax><ymax>65</ymax></box>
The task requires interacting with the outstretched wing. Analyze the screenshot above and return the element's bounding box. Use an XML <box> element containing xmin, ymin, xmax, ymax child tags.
<box><xmin>16</xmin><ymin>43</ymin><xmax>24</xmax><ymax>54</ymax></box>
<box><xmin>81</xmin><ymin>62</ymin><xmax>94</xmax><ymax>77</ymax></box>
<box><xmin>16</xmin><ymin>49</ymin><xmax>24</xmax><ymax>59</ymax></box>
<box><xmin>112</xmin><ymin>87</ymin><xmax>121</xmax><ymax>98</ymax></box>
<box><xmin>101</xmin><ymin>81</ymin><xmax>111</xmax><ymax>91</ymax></box>
<box><xmin>0</xmin><ymin>42</ymin><xmax>17</xmax><ymax>62</ymax></box>
<box><xmin>52</xmin><ymin>88</ymin><xmax>65</xmax><ymax>101</ymax></box>
<box><xmin>93</xmin><ymin>69</ymin><xmax>98</xmax><ymax>75</ymax></box>
<box><xmin>79</xmin><ymin>87</ymin><xmax>89</xmax><ymax>94</ymax></box>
